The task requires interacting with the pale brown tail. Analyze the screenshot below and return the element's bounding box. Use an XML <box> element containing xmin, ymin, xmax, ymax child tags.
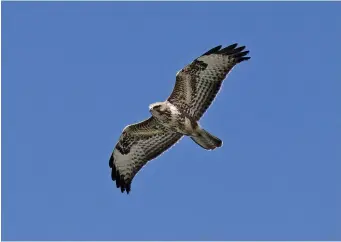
<box><xmin>190</xmin><ymin>128</ymin><xmax>222</xmax><ymax>150</ymax></box>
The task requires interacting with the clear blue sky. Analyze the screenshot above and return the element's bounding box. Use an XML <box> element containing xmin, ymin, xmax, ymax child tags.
<box><xmin>2</xmin><ymin>2</ymin><xmax>341</xmax><ymax>240</ymax></box>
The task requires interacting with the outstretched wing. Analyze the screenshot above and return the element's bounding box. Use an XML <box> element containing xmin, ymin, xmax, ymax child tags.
<box><xmin>168</xmin><ymin>43</ymin><xmax>250</xmax><ymax>121</ymax></box>
<box><xmin>109</xmin><ymin>117</ymin><xmax>183</xmax><ymax>194</ymax></box>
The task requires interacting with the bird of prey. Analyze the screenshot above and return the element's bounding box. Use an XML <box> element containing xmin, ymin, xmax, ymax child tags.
<box><xmin>109</xmin><ymin>43</ymin><xmax>250</xmax><ymax>193</ymax></box>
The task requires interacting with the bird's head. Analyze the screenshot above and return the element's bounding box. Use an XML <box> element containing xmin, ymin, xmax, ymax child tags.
<box><xmin>149</xmin><ymin>102</ymin><xmax>167</xmax><ymax>117</ymax></box>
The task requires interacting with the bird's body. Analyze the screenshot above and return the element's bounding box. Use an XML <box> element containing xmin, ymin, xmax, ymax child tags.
<box><xmin>149</xmin><ymin>101</ymin><xmax>198</xmax><ymax>136</ymax></box>
<box><xmin>109</xmin><ymin>43</ymin><xmax>251</xmax><ymax>193</ymax></box>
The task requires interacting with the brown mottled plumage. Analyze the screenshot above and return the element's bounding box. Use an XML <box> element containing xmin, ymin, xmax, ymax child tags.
<box><xmin>109</xmin><ymin>43</ymin><xmax>250</xmax><ymax>194</ymax></box>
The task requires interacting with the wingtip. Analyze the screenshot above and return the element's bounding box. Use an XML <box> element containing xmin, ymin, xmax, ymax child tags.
<box><xmin>119</xmin><ymin>183</ymin><xmax>131</xmax><ymax>194</ymax></box>
<box><xmin>126</xmin><ymin>185</ymin><xmax>131</xmax><ymax>194</ymax></box>
<box><xmin>110</xmin><ymin>154</ymin><xmax>117</xmax><ymax>182</ymax></box>
<box><xmin>217</xmin><ymin>139</ymin><xmax>223</xmax><ymax>148</ymax></box>
<box><xmin>202</xmin><ymin>43</ymin><xmax>251</xmax><ymax>62</ymax></box>
<box><xmin>237</xmin><ymin>56</ymin><xmax>251</xmax><ymax>63</ymax></box>
<box><xmin>111</xmin><ymin>162</ymin><xmax>132</xmax><ymax>194</ymax></box>
<box><xmin>220</xmin><ymin>43</ymin><xmax>251</xmax><ymax>63</ymax></box>
<box><xmin>218</xmin><ymin>43</ymin><xmax>238</xmax><ymax>54</ymax></box>
<box><xmin>201</xmin><ymin>45</ymin><xmax>222</xmax><ymax>56</ymax></box>
<box><xmin>109</xmin><ymin>154</ymin><xmax>114</xmax><ymax>168</ymax></box>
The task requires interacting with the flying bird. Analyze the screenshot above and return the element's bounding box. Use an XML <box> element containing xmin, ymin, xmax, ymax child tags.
<box><xmin>109</xmin><ymin>43</ymin><xmax>250</xmax><ymax>193</ymax></box>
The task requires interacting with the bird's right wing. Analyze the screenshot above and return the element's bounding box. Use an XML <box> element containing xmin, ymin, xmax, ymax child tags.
<box><xmin>109</xmin><ymin>117</ymin><xmax>183</xmax><ymax>194</ymax></box>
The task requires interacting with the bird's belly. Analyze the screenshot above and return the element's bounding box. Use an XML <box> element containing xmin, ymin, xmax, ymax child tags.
<box><xmin>157</xmin><ymin>115</ymin><xmax>196</xmax><ymax>136</ymax></box>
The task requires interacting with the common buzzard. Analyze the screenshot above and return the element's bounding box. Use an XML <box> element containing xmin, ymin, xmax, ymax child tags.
<box><xmin>109</xmin><ymin>43</ymin><xmax>250</xmax><ymax>193</ymax></box>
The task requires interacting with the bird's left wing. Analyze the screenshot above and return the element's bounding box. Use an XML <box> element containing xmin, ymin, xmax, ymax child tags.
<box><xmin>168</xmin><ymin>43</ymin><xmax>250</xmax><ymax>121</ymax></box>
<box><xmin>109</xmin><ymin>117</ymin><xmax>183</xmax><ymax>194</ymax></box>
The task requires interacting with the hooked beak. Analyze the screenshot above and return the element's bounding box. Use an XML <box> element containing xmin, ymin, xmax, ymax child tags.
<box><xmin>149</xmin><ymin>105</ymin><xmax>153</xmax><ymax>112</ymax></box>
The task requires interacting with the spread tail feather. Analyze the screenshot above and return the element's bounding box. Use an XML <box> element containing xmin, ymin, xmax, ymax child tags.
<box><xmin>190</xmin><ymin>128</ymin><xmax>222</xmax><ymax>150</ymax></box>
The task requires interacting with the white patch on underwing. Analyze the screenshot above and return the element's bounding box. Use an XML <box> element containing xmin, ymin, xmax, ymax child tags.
<box><xmin>167</xmin><ymin>101</ymin><xmax>181</xmax><ymax>115</ymax></box>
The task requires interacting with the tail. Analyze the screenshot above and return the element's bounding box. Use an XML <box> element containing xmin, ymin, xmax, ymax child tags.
<box><xmin>190</xmin><ymin>128</ymin><xmax>223</xmax><ymax>150</ymax></box>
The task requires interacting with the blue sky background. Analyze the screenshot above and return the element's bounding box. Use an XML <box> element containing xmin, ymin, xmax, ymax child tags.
<box><xmin>2</xmin><ymin>2</ymin><xmax>341</xmax><ymax>240</ymax></box>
